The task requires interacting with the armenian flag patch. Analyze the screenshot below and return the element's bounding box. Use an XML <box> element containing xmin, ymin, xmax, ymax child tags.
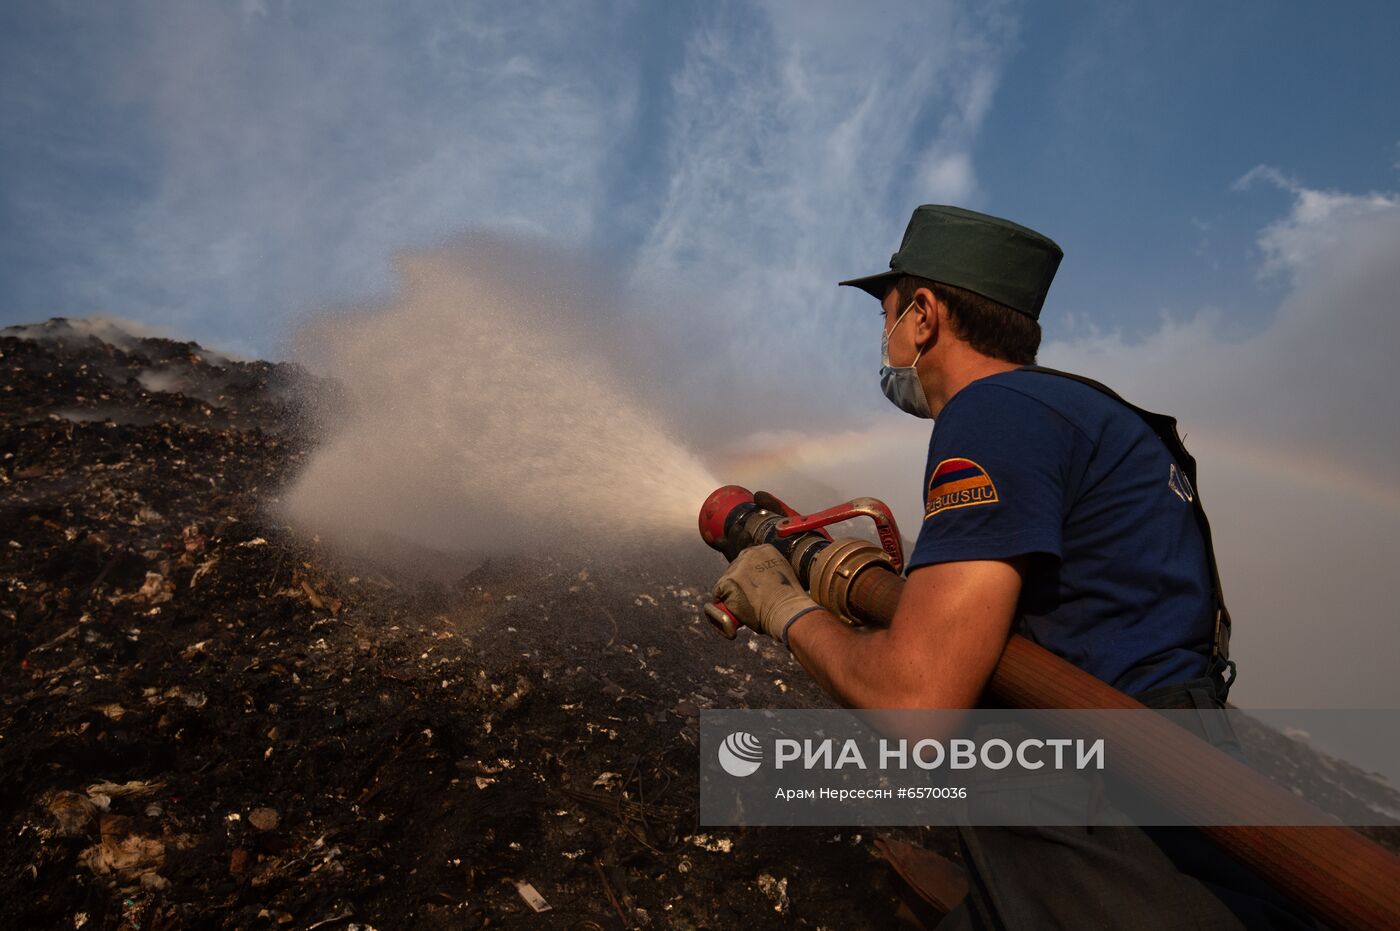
<box><xmin>926</xmin><ymin>457</ymin><xmax>999</xmax><ymax>517</ymax></box>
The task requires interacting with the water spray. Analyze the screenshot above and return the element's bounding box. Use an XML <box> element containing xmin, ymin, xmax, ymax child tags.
<box><xmin>697</xmin><ymin>483</ymin><xmax>1400</xmax><ymax>931</ymax></box>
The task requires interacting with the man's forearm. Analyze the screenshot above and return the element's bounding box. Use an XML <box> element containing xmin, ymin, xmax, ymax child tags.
<box><xmin>783</xmin><ymin>560</ymin><xmax>1023</xmax><ymax>710</ymax></box>
<box><xmin>786</xmin><ymin>609</ymin><xmax>918</xmax><ymax>708</ymax></box>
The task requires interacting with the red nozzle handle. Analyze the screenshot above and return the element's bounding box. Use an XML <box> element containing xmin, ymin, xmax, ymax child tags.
<box><xmin>703</xmin><ymin>600</ymin><xmax>740</xmax><ymax>639</ymax></box>
<box><xmin>775</xmin><ymin>496</ymin><xmax>905</xmax><ymax>573</ymax></box>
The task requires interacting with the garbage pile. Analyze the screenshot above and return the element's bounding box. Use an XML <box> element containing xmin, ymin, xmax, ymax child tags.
<box><xmin>0</xmin><ymin>319</ymin><xmax>934</xmax><ymax>930</ymax></box>
<box><xmin>2</xmin><ymin>319</ymin><xmax>1394</xmax><ymax>931</ymax></box>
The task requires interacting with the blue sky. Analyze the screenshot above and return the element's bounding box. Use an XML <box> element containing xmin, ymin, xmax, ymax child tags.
<box><xmin>4</xmin><ymin>1</ymin><xmax>1400</xmax><ymax>706</ymax></box>
<box><xmin>982</xmin><ymin>1</ymin><xmax>1400</xmax><ymax>339</ymax></box>
<box><xmin>4</xmin><ymin>1</ymin><xmax>1395</xmax><ymax>355</ymax></box>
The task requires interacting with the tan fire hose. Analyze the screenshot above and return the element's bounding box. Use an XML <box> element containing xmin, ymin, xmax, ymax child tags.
<box><xmin>807</xmin><ymin>539</ymin><xmax>1400</xmax><ymax>931</ymax></box>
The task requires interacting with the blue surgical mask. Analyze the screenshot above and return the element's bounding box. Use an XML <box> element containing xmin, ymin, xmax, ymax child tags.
<box><xmin>880</xmin><ymin>301</ymin><xmax>932</xmax><ymax>419</ymax></box>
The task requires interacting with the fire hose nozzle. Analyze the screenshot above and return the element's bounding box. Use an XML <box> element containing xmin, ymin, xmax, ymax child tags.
<box><xmin>697</xmin><ymin>485</ymin><xmax>755</xmax><ymax>552</ymax></box>
<box><xmin>774</xmin><ymin>495</ymin><xmax>904</xmax><ymax>573</ymax></box>
<box><xmin>698</xmin><ymin>484</ymin><xmax>905</xmax><ymax>634</ymax></box>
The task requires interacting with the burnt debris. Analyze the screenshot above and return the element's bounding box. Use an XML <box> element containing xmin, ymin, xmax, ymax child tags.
<box><xmin>0</xmin><ymin>319</ymin><xmax>929</xmax><ymax>930</ymax></box>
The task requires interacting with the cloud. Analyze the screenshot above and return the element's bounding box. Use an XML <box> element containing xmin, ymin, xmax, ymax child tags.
<box><xmin>919</xmin><ymin>152</ymin><xmax>977</xmax><ymax>202</ymax></box>
<box><xmin>624</xmin><ymin>1</ymin><xmax>1019</xmax><ymax>436</ymax></box>
<box><xmin>1234</xmin><ymin>165</ymin><xmax>1400</xmax><ymax>279</ymax></box>
<box><xmin>3</xmin><ymin>2</ymin><xmax>639</xmax><ymax>353</ymax></box>
<box><xmin>2</xmin><ymin>1</ymin><xmax>1019</xmax><ymax>373</ymax></box>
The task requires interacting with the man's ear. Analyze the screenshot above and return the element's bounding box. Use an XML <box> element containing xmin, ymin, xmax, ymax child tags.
<box><xmin>913</xmin><ymin>286</ymin><xmax>941</xmax><ymax>345</ymax></box>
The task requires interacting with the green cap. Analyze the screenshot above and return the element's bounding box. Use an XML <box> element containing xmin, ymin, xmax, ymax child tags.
<box><xmin>839</xmin><ymin>205</ymin><xmax>1063</xmax><ymax>320</ymax></box>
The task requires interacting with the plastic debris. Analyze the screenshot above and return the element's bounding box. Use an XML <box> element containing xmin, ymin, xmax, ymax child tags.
<box><xmin>686</xmin><ymin>834</ymin><xmax>734</xmax><ymax>854</ymax></box>
<box><xmin>513</xmin><ymin>880</ymin><xmax>551</xmax><ymax>913</ymax></box>
<box><xmin>757</xmin><ymin>873</ymin><xmax>790</xmax><ymax>914</ymax></box>
<box><xmin>86</xmin><ymin>780</ymin><xmax>163</xmax><ymax>800</ymax></box>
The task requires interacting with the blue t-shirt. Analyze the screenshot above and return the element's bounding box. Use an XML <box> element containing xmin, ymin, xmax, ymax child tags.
<box><xmin>907</xmin><ymin>369</ymin><xmax>1214</xmax><ymax>696</ymax></box>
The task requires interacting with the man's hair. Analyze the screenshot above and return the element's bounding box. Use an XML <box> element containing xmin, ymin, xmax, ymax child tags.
<box><xmin>892</xmin><ymin>275</ymin><xmax>1040</xmax><ymax>365</ymax></box>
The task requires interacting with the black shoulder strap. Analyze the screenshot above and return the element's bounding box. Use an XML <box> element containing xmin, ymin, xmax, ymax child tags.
<box><xmin>1018</xmin><ymin>366</ymin><xmax>1236</xmax><ymax>696</ymax></box>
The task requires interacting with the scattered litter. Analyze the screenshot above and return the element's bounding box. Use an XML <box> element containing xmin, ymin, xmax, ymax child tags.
<box><xmin>306</xmin><ymin>910</ymin><xmax>355</xmax><ymax>930</ymax></box>
<box><xmin>140</xmin><ymin>872</ymin><xmax>170</xmax><ymax>891</ymax></box>
<box><xmin>109</xmin><ymin>572</ymin><xmax>174</xmax><ymax>605</ymax></box>
<box><xmin>298</xmin><ymin>579</ymin><xmax>342</xmax><ymax>615</ymax></box>
<box><xmin>181</xmin><ymin>639</ymin><xmax>210</xmax><ymax>659</ymax></box>
<box><xmin>160</xmin><ymin>687</ymin><xmax>207</xmax><ymax>709</ymax></box>
<box><xmin>513</xmin><ymin>880</ymin><xmax>551</xmax><ymax>913</ymax></box>
<box><xmin>43</xmin><ymin>791</ymin><xmax>98</xmax><ymax>836</ymax></box>
<box><xmin>686</xmin><ymin>834</ymin><xmax>734</xmax><ymax>853</ymax></box>
<box><xmin>757</xmin><ymin>873</ymin><xmax>790</xmax><ymax>914</ymax></box>
<box><xmin>248</xmin><ymin>807</ymin><xmax>280</xmax><ymax>831</ymax></box>
<box><xmin>79</xmin><ymin>818</ymin><xmax>166</xmax><ymax>884</ymax></box>
<box><xmin>190</xmin><ymin>555</ymin><xmax>219</xmax><ymax>587</ymax></box>
<box><xmin>86</xmin><ymin>780</ymin><xmax>162</xmax><ymax>801</ymax></box>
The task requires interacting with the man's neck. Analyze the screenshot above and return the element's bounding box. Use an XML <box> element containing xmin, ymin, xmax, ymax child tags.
<box><xmin>923</xmin><ymin>352</ymin><xmax>1021</xmax><ymax>419</ymax></box>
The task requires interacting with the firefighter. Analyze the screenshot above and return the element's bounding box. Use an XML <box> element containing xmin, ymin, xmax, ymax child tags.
<box><xmin>713</xmin><ymin>205</ymin><xmax>1315</xmax><ymax>929</ymax></box>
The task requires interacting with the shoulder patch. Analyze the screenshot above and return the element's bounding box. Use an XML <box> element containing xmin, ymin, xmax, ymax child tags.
<box><xmin>926</xmin><ymin>457</ymin><xmax>999</xmax><ymax>518</ymax></box>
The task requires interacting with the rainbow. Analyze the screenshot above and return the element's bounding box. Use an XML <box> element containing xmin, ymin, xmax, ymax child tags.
<box><xmin>709</xmin><ymin>423</ymin><xmax>1400</xmax><ymax>516</ymax></box>
<box><xmin>1188</xmin><ymin>432</ymin><xmax>1400</xmax><ymax>515</ymax></box>
<box><xmin>711</xmin><ymin>420</ymin><xmax>923</xmax><ymax>477</ymax></box>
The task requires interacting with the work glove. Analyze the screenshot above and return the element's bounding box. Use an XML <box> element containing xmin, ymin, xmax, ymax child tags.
<box><xmin>712</xmin><ymin>544</ymin><xmax>823</xmax><ymax>645</ymax></box>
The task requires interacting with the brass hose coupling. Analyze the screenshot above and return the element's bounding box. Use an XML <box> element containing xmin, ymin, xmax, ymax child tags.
<box><xmin>807</xmin><ymin>536</ymin><xmax>895</xmax><ymax>624</ymax></box>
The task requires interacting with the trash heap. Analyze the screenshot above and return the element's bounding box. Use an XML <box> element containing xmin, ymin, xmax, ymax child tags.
<box><xmin>2</xmin><ymin>319</ymin><xmax>1394</xmax><ymax>931</ymax></box>
<box><xmin>0</xmin><ymin>320</ymin><xmax>937</xmax><ymax>930</ymax></box>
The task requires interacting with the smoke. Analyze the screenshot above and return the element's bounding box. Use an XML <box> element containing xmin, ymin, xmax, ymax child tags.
<box><xmin>278</xmin><ymin>237</ymin><xmax>717</xmax><ymax>561</ymax></box>
<box><xmin>4</xmin><ymin>315</ymin><xmax>188</xmax><ymax>352</ymax></box>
